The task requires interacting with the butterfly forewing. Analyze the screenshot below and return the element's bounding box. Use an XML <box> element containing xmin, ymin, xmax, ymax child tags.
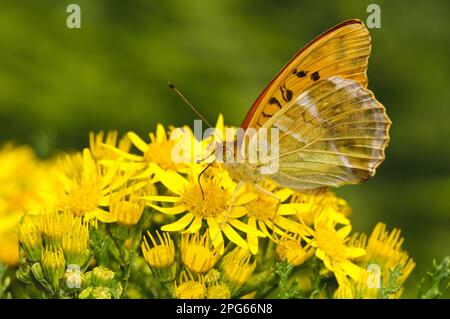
<box><xmin>242</xmin><ymin>19</ymin><xmax>371</xmax><ymax>130</ymax></box>
<box><xmin>260</xmin><ymin>76</ymin><xmax>390</xmax><ymax>190</ymax></box>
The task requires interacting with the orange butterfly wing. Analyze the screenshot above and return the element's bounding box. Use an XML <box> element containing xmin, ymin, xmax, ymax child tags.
<box><xmin>242</xmin><ymin>19</ymin><xmax>371</xmax><ymax>130</ymax></box>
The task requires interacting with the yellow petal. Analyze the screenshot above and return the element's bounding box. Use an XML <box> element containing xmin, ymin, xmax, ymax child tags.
<box><xmin>156</xmin><ymin>124</ymin><xmax>167</xmax><ymax>143</ymax></box>
<box><xmin>83</xmin><ymin>148</ymin><xmax>96</xmax><ymax>176</ymax></box>
<box><xmin>101</xmin><ymin>144</ymin><xmax>143</xmax><ymax>161</ymax></box>
<box><xmin>229</xmin><ymin>206</ymin><xmax>247</xmax><ymax>218</ymax></box>
<box><xmin>148</xmin><ymin>204</ymin><xmax>186</xmax><ymax>215</ymax></box>
<box><xmin>101</xmin><ymin>159</ymin><xmax>121</xmax><ymax>190</ymax></box>
<box><xmin>234</xmin><ymin>192</ymin><xmax>258</xmax><ymax>206</ymax></box>
<box><xmin>228</xmin><ymin>219</ymin><xmax>265</xmax><ymax>237</ymax></box>
<box><xmin>132</xmin><ymin>166</ymin><xmax>154</xmax><ymax>180</ymax></box>
<box><xmin>274</xmin><ymin>188</ymin><xmax>293</xmax><ymax>202</ymax></box>
<box><xmin>94</xmin><ymin>208</ymin><xmax>117</xmax><ymax>223</ymax></box>
<box><xmin>247</xmin><ymin>217</ymin><xmax>259</xmax><ymax>255</ymax></box>
<box><xmin>278</xmin><ymin>204</ymin><xmax>303</xmax><ymax>216</ymax></box>
<box><xmin>215</xmin><ymin>114</ymin><xmax>224</xmax><ymax>135</ymax></box>
<box><xmin>149</xmin><ymin>163</ymin><xmax>188</xmax><ymax>195</ymax></box>
<box><xmin>222</xmin><ymin>224</ymin><xmax>248</xmax><ymax>250</ymax></box>
<box><xmin>207</xmin><ymin>217</ymin><xmax>224</xmax><ymax>253</ymax></box>
<box><xmin>127</xmin><ymin>131</ymin><xmax>149</xmax><ymax>153</ymax></box>
<box><xmin>257</xmin><ymin>220</ymin><xmax>272</xmax><ymax>238</ymax></box>
<box><xmin>337</xmin><ymin>225</ymin><xmax>352</xmax><ymax>239</ymax></box>
<box><xmin>143</xmin><ymin>195</ymin><xmax>181</xmax><ymax>203</ymax></box>
<box><xmin>183</xmin><ymin>216</ymin><xmax>203</xmax><ymax>234</ymax></box>
<box><xmin>275</xmin><ymin>216</ymin><xmax>303</xmax><ymax>234</ymax></box>
<box><xmin>315</xmin><ymin>248</ymin><xmax>326</xmax><ymax>261</ymax></box>
<box><xmin>323</xmin><ymin>256</ymin><xmax>333</xmax><ymax>272</ymax></box>
<box><xmin>161</xmin><ymin>213</ymin><xmax>194</xmax><ymax>232</ymax></box>
<box><xmin>346</xmin><ymin>247</ymin><xmax>366</xmax><ymax>259</ymax></box>
<box><xmin>340</xmin><ymin>261</ymin><xmax>362</xmax><ymax>281</ymax></box>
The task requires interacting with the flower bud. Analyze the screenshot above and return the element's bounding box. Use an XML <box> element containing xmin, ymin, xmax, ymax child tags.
<box><xmin>18</xmin><ymin>222</ymin><xmax>42</xmax><ymax>262</ymax></box>
<box><xmin>219</xmin><ymin>248</ymin><xmax>255</xmax><ymax>296</ymax></box>
<box><xmin>16</xmin><ymin>264</ymin><xmax>33</xmax><ymax>284</ymax></box>
<box><xmin>142</xmin><ymin>231</ymin><xmax>176</xmax><ymax>282</ymax></box>
<box><xmin>41</xmin><ymin>248</ymin><xmax>66</xmax><ymax>291</ymax></box>
<box><xmin>92</xmin><ymin>286</ymin><xmax>112</xmax><ymax>299</ymax></box>
<box><xmin>181</xmin><ymin>233</ymin><xmax>219</xmax><ymax>274</ymax></box>
<box><xmin>206</xmin><ymin>284</ymin><xmax>230</xmax><ymax>299</ymax></box>
<box><xmin>92</xmin><ymin>266</ymin><xmax>115</xmax><ymax>287</ymax></box>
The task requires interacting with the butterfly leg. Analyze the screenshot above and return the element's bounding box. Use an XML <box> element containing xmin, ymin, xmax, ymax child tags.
<box><xmin>253</xmin><ymin>183</ymin><xmax>282</xmax><ymax>242</ymax></box>
<box><xmin>212</xmin><ymin>180</ymin><xmax>244</xmax><ymax>249</ymax></box>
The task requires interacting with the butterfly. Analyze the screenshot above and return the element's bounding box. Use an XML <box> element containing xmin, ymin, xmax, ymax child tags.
<box><xmin>220</xmin><ymin>19</ymin><xmax>391</xmax><ymax>194</ymax></box>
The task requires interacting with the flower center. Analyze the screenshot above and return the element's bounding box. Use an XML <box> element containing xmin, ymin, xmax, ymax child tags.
<box><xmin>144</xmin><ymin>140</ymin><xmax>177</xmax><ymax>170</ymax></box>
<box><xmin>315</xmin><ymin>226</ymin><xmax>347</xmax><ymax>260</ymax></box>
<box><xmin>61</xmin><ymin>182</ymin><xmax>102</xmax><ymax>217</ymax></box>
<box><xmin>245</xmin><ymin>195</ymin><xmax>278</xmax><ymax>221</ymax></box>
<box><xmin>181</xmin><ymin>179</ymin><xmax>229</xmax><ymax>219</ymax></box>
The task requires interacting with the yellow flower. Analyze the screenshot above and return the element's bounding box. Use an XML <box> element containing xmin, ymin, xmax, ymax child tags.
<box><xmin>181</xmin><ymin>232</ymin><xmax>220</xmax><ymax>274</ymax></box>
<box><xmin>292</xmin><ymin>191</ymin><xmax>351</xmax><ymax>226</ymax></box>
<box><xmin>0</xmin><ymin>144</ymin><xmax>59</xmax><ymax>265</ymax></box>
<box><xmin>276</xmin><ymin>234</ymin><xmax>314</xmax><ymax>266</ymax></box>
<box><xmin>235</xmin><ymin>180</ymin><xmax>307</xmax><ymax>254</ymax></box>
<box><xmin>101</xmin><ymin>115</ymin><xmax>225</xmax><ymax>181</ymax></box>
<box><xmin>350</xmin><ymin>223</ymin><xmax>416</xmax><ymax>298</ymax></box>
<box><xmin>219</xmin><ymin>247</ymin><xmax>256</xmax><ymax>296</ymax></box>
<box><xmin>174</xmin><ymin>271</ymin><xmax>206</xmax><ymax>299</ymax></box>
<box><xmin>110</xmin><ymin>184</ymin><xmax>145</xmax><ymax>226</ymax></box>
<box><xmin>141</xmin><ymin>230</ymin><xmax>176</xmax><ymax>282</ymax></box>
<box><xmin>57</xmin><ymin>149</ymin><xmax>130</xmax><ymax>223</ymax></box>
<box><xmin>307</xmin><ymin>214</ymin><xmax>366</xmax><ymax>284</ymax></box>
<box><xmin>144</xmin><ymin>164</ymin><xmax>264</xmax><ymax>253</ymax></box>
<box><xmin>89</xmin><ymin>130</ymin><xmax>131</xmax><ymax>161</ymax></box>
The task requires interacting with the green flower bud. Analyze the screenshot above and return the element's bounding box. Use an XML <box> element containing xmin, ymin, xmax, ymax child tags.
<box><xmin>79</xmin><ymin>287</ymin><xmax>93</xmax><ymax>299</ymax></box>
<box><xmin>31</xmin><ymin>262</ymin><xmax>44</xmax><ymax>282</ymax></box>
<box><xmin>92</xmin><ymin>286</ymin><xmax>112</xmax><ymax>299</ymax></box>
<box><xmin>16</xmin><ymin>264</ymin><xmax>33</xmax><ymax>284</ymax></box>
<box><xmin>92</xmin><ymin>266</ymin><xmax>115</xmax><ymax>287</ymax></box>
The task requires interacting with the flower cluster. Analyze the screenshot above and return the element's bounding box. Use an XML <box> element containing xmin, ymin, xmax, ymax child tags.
<box><xmin>0</xmin><ymin>116</ymin><xmax>423</xmax><ymax>299</ymax></box>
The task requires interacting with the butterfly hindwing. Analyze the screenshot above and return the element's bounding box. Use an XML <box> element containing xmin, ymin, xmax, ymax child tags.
<box><xmin>242</xmin><ymin>19</ymin><xmax>371</xmax><ymax>130</ymax></box>
<box><xmin>260</xmin><ymin>76</ymin><xmax>391</xmax><ymax>190</ymax></box>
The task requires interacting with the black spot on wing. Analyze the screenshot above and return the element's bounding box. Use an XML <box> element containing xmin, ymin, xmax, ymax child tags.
<box><xmin>310</xmin><ymin>71</ymin><xmax>320</xmax><ymax>81</ymax></box>
<box><xmin>296</xmin><ymin>70</ymin><xmax>308</xmax><ymax>78</ymax></box>
<box><xmin>269</xmin><ymin>97</ymin><xmax>282</xmax><ymax>107</ymax></box>
<box><xmin>280</xmin><ymin>85</ymin><xmax>293</xmax><ymax>102</ymax></box>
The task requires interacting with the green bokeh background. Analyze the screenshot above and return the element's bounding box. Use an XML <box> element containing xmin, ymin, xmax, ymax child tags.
<box><xmin>0</xmin><ymin>0</ymin><xmax>449</xmax><ymax>297</ymax></box>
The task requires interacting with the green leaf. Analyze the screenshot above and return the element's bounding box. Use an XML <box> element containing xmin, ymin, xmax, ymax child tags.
<box><xmin>418</xmin><ymin>256</ymin><xmax>450</xmax><ymax>299</ymax></box>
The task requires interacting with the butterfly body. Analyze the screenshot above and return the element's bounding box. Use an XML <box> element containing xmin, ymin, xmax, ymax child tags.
<box><xmin>221</xmin><ymin>20</ymin><xmax>391</xmax><ymax>192</ymax></box>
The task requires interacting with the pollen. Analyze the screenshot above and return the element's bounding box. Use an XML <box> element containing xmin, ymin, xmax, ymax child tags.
<box><xmin>60</xmin><ymin>182</ymin><xmax>102</xmax><ymax>217</ymax></box>
<box><xmin>314</xmin><ymin>225</ymin><xmax>347</xmax><ymax>260</ymax></box>
<box><xmin>144</xmin><ymin>140</ymin><xmax>177</xmax><ymax>171</ymax></box>
<box><xmin>181</xmin><ymin>178</ymin><xmax>229</xmax><ymax>219</ymax></box>
<box><xmin>245</xmin><ymin>195</ymin><xmax>278</xmax><ymax>221</ymax></box>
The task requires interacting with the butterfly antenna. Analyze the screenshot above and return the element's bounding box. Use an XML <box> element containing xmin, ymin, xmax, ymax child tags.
<box><xmin>168</xmin><ymin>82</ymin><xmax>214</xmax><ymax>129</ymax></box>
<box><xmin>197</xmin><ymin>162</ymin><xmax>213</xmax><ymax>199</ymax></box>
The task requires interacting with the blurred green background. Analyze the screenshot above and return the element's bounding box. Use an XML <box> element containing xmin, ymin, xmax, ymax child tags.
<box><xmin>0</xmin><ymin>0</ymin><xmax>449</xmax><ymax>297</ymax></box>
